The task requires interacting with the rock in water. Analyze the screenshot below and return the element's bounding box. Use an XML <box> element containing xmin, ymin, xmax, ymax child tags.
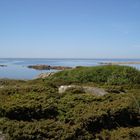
<box><xmin>28</xmin><ymin>65</ymin><xmax>72</xmax><ymax>70</ymax></box>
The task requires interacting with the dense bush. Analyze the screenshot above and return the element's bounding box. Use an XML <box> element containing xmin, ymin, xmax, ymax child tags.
<box><xmin>46</xmin><ymin>65</ymin><xmax>140</xmax><ymax>86</ymax></box>
<box><xmin>0</xmin><ymin>89</ymin><xmax>139</xmax><ymax>139</ymax></box>
<box><xmin>0</xmin><ymin>93</ymin><xmax>59</xmax><ymax>121</ymax></box>
<box><xmin>0</xmin><ymin>66</ymin><xmax>140</xmax><ymax>139</ymax></box>
<box><xmin>95</xmin><ymin>127</ymin><xmax>140</xmax><ymax>140</ymax></box>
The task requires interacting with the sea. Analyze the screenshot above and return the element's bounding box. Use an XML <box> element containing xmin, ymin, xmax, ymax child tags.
<box><xmin>0</xmin><ymin>58</ymin><xmax>140</xmax><ymax>80</ymax></box>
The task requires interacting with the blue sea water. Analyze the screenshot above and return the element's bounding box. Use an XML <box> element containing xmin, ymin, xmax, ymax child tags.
<box><xmin>0</xmin><ymin>58</ymin><xmax>140</xmax><ymax>79</ymax></box>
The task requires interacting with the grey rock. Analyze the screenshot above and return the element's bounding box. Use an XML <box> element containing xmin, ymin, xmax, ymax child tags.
<box><xmin>0</xmin><ymin>132</ymin><xmax>6</xmax><ymax>140</ymax></box>
<box><xmin>36</xmin><ymin>72</ymin><xmax>55</xmax><ymax>79</ymax></box>
<box><xmin>58</xmin><ymin>85</ymin><xmax>108</xmax><ymax>96</ymax></box>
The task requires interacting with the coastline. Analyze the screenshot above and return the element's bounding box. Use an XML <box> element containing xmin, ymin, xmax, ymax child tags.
<box><xmin>0</xmin><ymin>58</ymin><xmax>140</xmax><ymax>79</ymax></box>
<box><xmin>99</xmin><ymin>62</ymin><xmax>140</xmax><ymax>65</ymax></box>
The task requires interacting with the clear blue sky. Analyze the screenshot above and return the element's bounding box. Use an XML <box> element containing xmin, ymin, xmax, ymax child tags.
<box><xmin>0</xmin><ymin>0</ymin><xmax>140</xmax><ymax>58</ymax></box>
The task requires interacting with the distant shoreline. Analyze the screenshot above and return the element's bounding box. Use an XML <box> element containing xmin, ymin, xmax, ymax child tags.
<box><xmin>0</xmin><ymin>58</ymin><xmax>140</xmax><ymax>60</ymax></box>
<box><xmin>99</xmin><ymin>62</ymin><xmax>140</xmax><ymax>65</ymax></box>
<box><xmin>0</xmin><ymin>59</ymin><xmax>140</xmax><ymax>80</ymax></box>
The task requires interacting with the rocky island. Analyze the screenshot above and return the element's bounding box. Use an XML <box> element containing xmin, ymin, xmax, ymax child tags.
<box><xmin>0</xmin><ymin>65</ymin><xmax>7</xmax><ymax>67</ymax></box>
<box><xmin>28</xmin><ymin>64</ymin><xmax>72</xmax><ymax>70</ymax></box>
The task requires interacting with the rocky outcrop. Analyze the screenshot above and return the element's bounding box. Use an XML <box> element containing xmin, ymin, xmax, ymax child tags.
<box><xmin>58</xmin><ymin>85</ymin><xmax>108</xmax><ymax>96</ymax></box>
<box><xmin>36</xmin><ymin>72</ymin><xmax>55</xmax><ymax>79</ymax></box>
<box><xmin>28</xmin><ymin>65</ymin><xmax>72</xmax><ymax>70</ymax></box>
<box><xmin>84</xmin><ymin>86</ymin><xmax>108</xmax><ymax>96</ymax></box>
<box><xmin>58</xmin><ymin>85</ymin><xmax>81</xmax><ymax>94</ymax></box>
<box><xmin>0</xmin><ymin>65</ymin><xmax>7</xmax><ymax>67</ymax></box>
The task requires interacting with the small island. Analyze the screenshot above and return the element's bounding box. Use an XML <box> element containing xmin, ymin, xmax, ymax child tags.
<box><xmin>0</xmin><ymin>65</ymin><xmax>7</xmax><ymax>67</ymax></box>
<box><xmin>28</xmin><ymin>65</ymin><xmax>72</xmax><ymax>70</ymax></box>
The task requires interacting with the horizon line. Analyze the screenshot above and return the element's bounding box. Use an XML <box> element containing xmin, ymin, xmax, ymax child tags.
<box><xmin>0</xmin><ymin>57</ymin><xmax>140</xmax><ymax>60</ymax></box>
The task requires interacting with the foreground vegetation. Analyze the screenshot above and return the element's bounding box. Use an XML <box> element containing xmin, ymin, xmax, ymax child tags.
<box><xmin>0</xmin><ymin>65</ymin><xmax>140</xmax><ymax>140</ymax></box>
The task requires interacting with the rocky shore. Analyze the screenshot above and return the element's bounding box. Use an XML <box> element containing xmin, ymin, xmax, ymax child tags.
<box><xmin>28</xmin><ymin>65</ymin><xmax>72</xmax><ymax>70</ymax></box>
<box><xmin>36</xmin><ymin>72</ymin><xmax>55</xmax><ymax>79</ymax></box>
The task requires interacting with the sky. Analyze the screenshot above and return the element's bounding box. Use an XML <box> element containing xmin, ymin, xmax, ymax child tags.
<box><xmin>0</xmin><ymin>0</ymin><xmax>140</xmax><ymax>58</ymax></box>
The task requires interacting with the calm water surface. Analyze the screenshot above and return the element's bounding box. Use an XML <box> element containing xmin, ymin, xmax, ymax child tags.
<box><xmin>0</xmin><ymin>58</ymin><xmax>140</xmax><ymax>79</ymax></box>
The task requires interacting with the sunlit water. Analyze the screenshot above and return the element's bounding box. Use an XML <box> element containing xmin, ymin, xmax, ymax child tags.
<box><xmin>0</xmin><ymin>58</ymin><xmax>140</xmax><ymax>79</ymax></box>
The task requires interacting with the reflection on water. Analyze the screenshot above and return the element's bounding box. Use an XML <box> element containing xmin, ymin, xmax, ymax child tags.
<box><xmin>0</xmin><ymin>58</ymin><xmax>140</xmax><ymax>79</ymax></box>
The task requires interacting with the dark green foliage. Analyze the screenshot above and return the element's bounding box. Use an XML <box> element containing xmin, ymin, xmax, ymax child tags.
<box><xmin>96</xmin><ymin>127</ymin><xmax>140</xmax><ymax>140</ymax></box>
<box><xmin>0</xmin><ymin>65</ymin><xmax>140</xmax><ymax>140</ymax></box>
<box><xmin>1</xmin><ymin>89</ymin><xmax>139</xmax><ymax>139</ymax></box>
<box><xmin>104</xmin><ymin>85</ymin><xmax>126</xmax><ymax>93</ymax></box>
<box><xmin>0</xmin><ymin>94</ymin><xmax>58</xmax><ymax>121</ymax></box>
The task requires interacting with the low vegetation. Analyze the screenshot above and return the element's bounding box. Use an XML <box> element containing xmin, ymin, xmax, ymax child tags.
<box><xmin>0</xmin><ymin>65</ymin><xmax>140</xmax><ymax>140</ymax></box>
<box><xmin>46</xmin><ymin>65</ymin><xmax>140</xmax><ymax>86</ymax></box>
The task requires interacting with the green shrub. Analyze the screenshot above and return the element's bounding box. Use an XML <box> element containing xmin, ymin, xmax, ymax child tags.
<box><xmin>96</xmin><ymin>127</ymin><xmax>140</xmax><ymax>140</ymax></box>
<box><xmin>0</xmin><ymin>93</ymin><xmax>59</xmax><ymax>121</ymax></box>
<box><xmin>46</xmin><ymin>65</ymin><xmax>140</xmax><ymax>86</ymax></box>
<box><xmin>0</xmin><ymin>66</ymin><xmax>140</xmax><ymax>139</ymax></box>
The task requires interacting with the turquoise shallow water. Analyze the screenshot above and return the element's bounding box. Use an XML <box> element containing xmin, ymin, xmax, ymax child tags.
<box><xmin>0</xmin><ymin>58</ymin><xmax>140</xmax><ymax>79</ymax></box>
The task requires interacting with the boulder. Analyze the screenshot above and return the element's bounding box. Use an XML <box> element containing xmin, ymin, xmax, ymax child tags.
<box><xmin>58</xmin><ymin>85</ymin><xmax>84</xmax><ymax>94</ymax></box>
<box><xmin>58</xmin><ymin>85</ymin><xmax>108</xmax><ymax>96</ymax></box>
<box><xmin>0</xmin><ymin>132</ymin><xmax>6</xmax><ymax>140</ymax></box>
